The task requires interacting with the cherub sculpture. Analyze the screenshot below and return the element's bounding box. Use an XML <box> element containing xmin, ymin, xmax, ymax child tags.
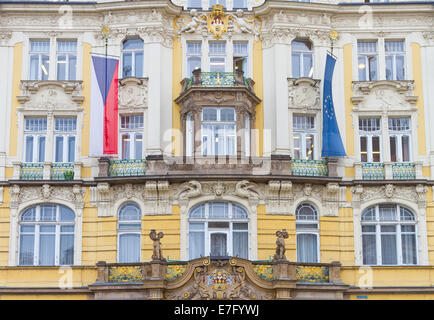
<box><xmin>149</xmin><ymin>229</ymin><xmax>166</xmax><ymax>262</ymax></box>
<box><xmin>178</xmin><ymin>9</ymin><xmax>207</xmax><ymax>35</ymax></box>
<box><xmin>273</xmin><ymin>229</ymin><xmax>289</xmax><ymax>261</ymax></box>
<box><xmin>231</xmin><ymin>9</ymin><xmax>259</xmax><ymax>37</ymax></box>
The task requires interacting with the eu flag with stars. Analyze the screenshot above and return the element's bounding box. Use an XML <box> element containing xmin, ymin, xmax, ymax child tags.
<box><xmin>321</xmin><ymin>53</ymin><xmax>346</xmax><ymax>157</ymax></box>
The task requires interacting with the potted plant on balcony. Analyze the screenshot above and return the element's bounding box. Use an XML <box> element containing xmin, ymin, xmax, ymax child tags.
<box><xmin>63</xmin><ymin>170</ymin><xmax>75</xmax><ymax>180</ymax></box>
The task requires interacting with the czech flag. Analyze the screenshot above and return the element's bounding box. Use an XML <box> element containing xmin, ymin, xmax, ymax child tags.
<box><xmin>90</xmin><ymin>55</ymin><xmax>119</xmax><ymax>156</ymax></box>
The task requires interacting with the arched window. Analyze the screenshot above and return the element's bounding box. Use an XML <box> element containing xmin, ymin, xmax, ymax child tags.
<box><xmin>118</xmin><ymin>202</ymin><xmax>141</xmax><ymax>263</ymax></box>
<box><xmin>122</xmin><ymin>38</ymin><xmax>144</xmax><ymax>78</ymax></box>
<box><xmin>291</xmin><ymin>39</ymin><xmax>313</xmax><ymax>78</ymax></box>
<box><xmin>296</xmin><ymin>203</ymin><xmax>319</xmax><ymax>263</ymax></box>
<box><xmin>19</xmin><ymin>204</ymin><xmax>75</xmax><ymax>266</ymax></box>
<box><xmin>362</xmin><ymin>204</ymin><xmax>417</xmax><ymax>265</ymax></box>
<box><xmin>188</xmin><ymin>202</ymin><xmax>249</xmax><ymax>259</ymax></box>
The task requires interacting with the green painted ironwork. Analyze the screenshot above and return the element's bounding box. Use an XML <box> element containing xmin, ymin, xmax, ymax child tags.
<box><xmin>392</xmin><ymin>162</ymin><xmax>416</xmax><ymax>180</ymax></box>
<box><xmin>109</xmin><ymin>159</ymin><xmax>146</xmax><ymax>177</ymax></box>
<box><xmin>362</xmin><ymin>162</ymin><xmax>385</xmax><ymax>180</ymax></box>
<box><xmin>296</xmin><ymin>265</ymin><xmax>329</xmax><ymax>283</ymax></box>
<box><xmin>291</xmin><ymin>159</ymin><xmax>328</xmax><ymax>177</ymax></box>
<box><xmin>51</xmin><ymin>162</ymin><xmax>74</xmax><ymax>180</ymax></box>
<box><xmin>20</xmin><ymin>162</ymin><xmax>43</xmax><ymax>180</ymax></box>
<box><xmin>184</xmin><ymin>72</ymin><xmax>252</xmax><ymax>91</ymax></box>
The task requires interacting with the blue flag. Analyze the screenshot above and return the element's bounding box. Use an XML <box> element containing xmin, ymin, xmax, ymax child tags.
<box><xmin>321</xmin><ymin>54</ymin><xmax>346</xmax><ymax>157</ymax></box>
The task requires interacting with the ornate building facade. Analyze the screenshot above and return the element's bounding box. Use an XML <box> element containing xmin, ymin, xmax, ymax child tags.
<box><xmin>0</xmin><ymin>0</ymin><xmax>434</xmax><ymax>300</ymax></box>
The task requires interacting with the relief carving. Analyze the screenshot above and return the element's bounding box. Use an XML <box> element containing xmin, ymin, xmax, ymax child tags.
<box><xmin>118</xmin><ymin>77</ymin><xmax>148</xmax><ymax>112</ymax></box>
<box><xmin>288</xmin><ymin>78</ymin><xmax>321</xmax><ymax>111</ymax></box>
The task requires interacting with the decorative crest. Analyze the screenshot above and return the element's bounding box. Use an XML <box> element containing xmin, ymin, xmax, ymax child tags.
<box><xmin>208</xmin><ymin>4</ymin><xmax>231</xmax><ymax>39</ymax></box>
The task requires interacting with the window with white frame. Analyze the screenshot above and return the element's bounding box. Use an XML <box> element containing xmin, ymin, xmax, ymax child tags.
<box><xmin>122</xmin><ymin>38</ymin><xmax>144</xmax><ymax>78</ymax></box>
<box><xmin>54</xmin><ymin>117</ymin><xmax>76</xmax><ymax>163</ymax></box>
<box><xmin>361</xmin><ymin>204</ymin><xmax>417</xmax><ymax>265</ymax></box>
<box><xmin>120</xmin><ymin>115</ymin><xmax>144</xmax><ymax>160</ymax></box>
<box><xmin>358</xmin><ymin>40</ymin><xmax>378</xmax><ymax>81</ymax></box>
<box><xmin>385</xmin><ymin>40</ymin><xmax>405</xmax><ymax>81</ymax></box>
<box><xmin>359</xmin><ymin>118</ymin><xmax>381</xmax><ymax>162</ymax></box>
<box><xmin>56</xmin><ymin>40</ymin><xmax>77</xmax><ymax>81</ymax></box>
<box><xmin>186</xmin><ymin>41</ymin><xmax>202</xmax><ymax>76</ymax></box>
<box><xmin>24</xmin><ymin>117</ymin><xmax>47</xmax><ymax>163</ymax></box>
<box><xmin>188</xmin><ymin>202</ymin><xmax>249</xmax><ymax>260</ymax></box>
<box><xmin>209</xmin><ymin>42</ymin><xmax>226</xmax><ymax>72</ymax></box>
<box><xmin>233</xmin><ymin>41</ymin><xmax>248</xmax><ymax>77</ymax></box>
<box><xmin>296</xmin><ymin>203</ymin><xmax>319</xmax><ymax>263</ymax></box>
<box><xmin>293</xmin><ymin>115</ymin><xmax>316</xmax><ymax>160</ymax></box>
<box><xmin>233</xmin><ymin>0</ymin><xmax>247</xmax><ymax>8</ymax></box>
<box><xmin>291</xmin><ymin>39</ymin><xmax>313</xmax><ymax>78</ymax></box>
<box><xmin>19</xmin><ymin>204</ymin><xmax>75</xmax><ymax>266</ymax></box>
<box><xmin>187</xmin><ymin>0</ymin><xmax>202</xmax><ymax>8</ymax></box>
<box><xmin>389</xmin><ymin>117</ymin><xmax>411</xmax><ymax>162</ymax></box>
<box><xmin>209</xmin><ymin>0</ymin><xmax>226</xmax><ymax>7</ymax></box>
<box><xmin>186</xmin><ymin>112</ymin><xmax>194</xmax><ymax>157</ymax></box>
<box><xmin>118</xmin><ymin>202</ymin><xmax>141</xmax><ymax>263</ymax></box>
<box><xmin>29</xmin><ymin>40</ymin><xmax>50</xmax><ymax>81</ymax></box>
<box><xmin>202</xmin><ymin>107</ymin><xmax>236</xmax><ymax>156</ymax></box>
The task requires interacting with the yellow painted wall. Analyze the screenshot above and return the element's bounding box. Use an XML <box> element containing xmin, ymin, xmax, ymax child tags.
<box><xmin>9</xmin><ymin>43</ymin><xmax>22</xmax><ymax>157</ymax></box>
<box><xmin>412</xmin><ymin>42</ymin><xmax>426</xmax><ymax>157</ymax></box>
<box><xmin>0</xmin><ymin>187</ymin><xmax>11</xmax><ymax>265</ymax></box>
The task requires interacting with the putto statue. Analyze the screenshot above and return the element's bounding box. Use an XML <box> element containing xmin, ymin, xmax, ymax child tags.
<box><xmin>273</xmin><ymin>229</ymin><xmax>289</xmax><ymax>261</ymax></box>
<box><xmin>177</xmin><ymin>9</ymin><xmax>207</xmax><ymax>35</ymax></box>
<box><xmin>149</xmin><ymin>230</ymin><xmax>166</xmax><ymax>262</ymax></box>
<box><xmin>230</xmin><ymin>9</ymin><xmax>260</xmax><ymax>37</ymax></box>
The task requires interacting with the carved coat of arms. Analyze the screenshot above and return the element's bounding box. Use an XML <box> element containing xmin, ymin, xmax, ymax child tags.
<box><xmin>208</xmin><ymin>4</ymin><xmax>231</xmax><ymax>39</ymax></box>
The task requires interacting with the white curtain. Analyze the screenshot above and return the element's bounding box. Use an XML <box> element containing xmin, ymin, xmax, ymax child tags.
<box><xmin>39</xmin><ymin>234</ymin><xmax>55</xmax><ymax>265</ymax></box>
<box><xmin>19</xmin><ymin>234</ymin><xmax>34</xmax><ymax>265</ymax></box>
<box><xmin>233</xmin><ymin>232</ymin><xmax>248</xmax><ymax>259</ymax></box>
<box><xmin>297</xmin><ymin>234</ymin><xmax>318</xmax><ymax>263</ymax></box>
<box><xmin>119</xmin><ymin>234</ymin><xmax>140</xmax><ymax>263</ymax></box>
<box><xmin>381</xmin><ymin>234</ymin><xmax>397</xmax><ymax>265</ymax></box>
<box><xmin>362</xmin><ymin>234</ymin><xmax>377</xmax><ymax>265</ymax></box>
<box><xmin>60</xmin><ymin>234</ymin><xmax>74</xmax><ymax>265</ymax></box>
<box><xmin>401</xmin><ymin>234</ymin><xmax>416</xmax><ymax>264</ymax></box>
<box><xmin>211</xmin><ymin>233</ymin><xmax>227</xmax><ymax>256</ymax></box>
<box><xmin>189</xmin><ymin>231</ymin><xmax>204</xmax><ymax>259</ymax></box>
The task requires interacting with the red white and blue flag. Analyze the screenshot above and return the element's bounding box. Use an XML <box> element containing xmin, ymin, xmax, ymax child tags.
<box><xmin>90</xmin><ymin>55</ymin><xmax>119</xmax><ymax>156</ymax></box>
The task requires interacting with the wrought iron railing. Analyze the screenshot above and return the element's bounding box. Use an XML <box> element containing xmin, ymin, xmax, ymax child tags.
<box><xmin>392</xmin><ymin>162</ymin><xmax>416</xmax><ymax>180</ymax></box>
<box><xmin>51</xmin><ymin>162</ymin><xmax>74</xmax><ymax>180</ymax></box>
<box><xmin>20</xmin><ymin>162</ymin><xmax>43</xmax><ymax>180</ymax></box>
<box><xmin>291</xmin><ymin>159</ymin><xmax>328</xmax><ymax>177</ymax></box>
<box><xmin>184</xmin><ymin>71</ymin><xmax>253</xmax><ymax>92</ymax></box>
<box><xmin>361</xmin><ymin>162</ymin><xmax>385</xmax><ymax>180</ymax></box>
<box><xmin>108</xmin><ymin>159</ymin><xmax>146</xmax><ymax>177</ymax></box>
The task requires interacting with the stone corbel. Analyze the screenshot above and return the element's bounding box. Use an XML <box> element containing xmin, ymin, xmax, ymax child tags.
<box><xmin>157</xmin><ymin>181</ymin><xmax>170</xmax><ymax>215</ymax></box>
<box><xmin>350</xmin><ymin>184</ymin><xmax>363</xmax><ymax>209</ymax></box>
<box><xmin>144</xmin><ymin>181</ymin><xmax>171</xmax><ymax>215</ymax></box>
<box><xmin>72</xmin><ymin>184</ymin><xmax>85</xmax><ymax>211</ymax></box>
<box><xmin>266</xmin><ymin>180</ymin><xmax>293</xmax><ymax>215</ymax></box>
<box><xmin>322</xmin><ymin>183</ymin><xmax>340</xmax><ymax>217</ymax></box>
<box><xmin>416</xmin><ymin>184</ymin><xmax>428</xmax><ymax>209</ymax></box>
<box><xmin>91</xmin><ymin>182</ymin><xmax>112</xmax><ymax>217</ymax></box>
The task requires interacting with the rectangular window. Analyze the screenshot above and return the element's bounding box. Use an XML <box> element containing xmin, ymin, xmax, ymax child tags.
<box><xmin>233</xmin><ymin>41</ymin><xmax>248</xmax><ymax>77</ymax></box>
<box><xmin>202</xmin><ymin>108</ymin><xmax>236</xmax><ymax>156</ymax></box>
<box><xmin>186</xmin><ymin>41</ymin><xmax>202</xmax><ymax>76</ymax></box>
<box><xmin>189</xmin><ymin>222</ymin><xmax>205</xmax><ymax>259</ymax></box>
<box><xmin>233</xmin><ymin>0</ymin><xmax>247</xmax><ymax>8</ymax></box>
<box><xmin>122</xmin><ymin>38</ymin><xmax>144</xmax><ymax>78</ymax></box>
<box><xmin>209</xmin><ymin>42</ymin><xmax>226</xmax><ymax>72</ymax></box>
<box><xmin>118</xmin><ymin>234</ymin><xmax>140</xmax><ymax>263</ymax></box>
<box><xmin>359</xmin><ymin>118</ymin><xmax>381</xmax><ymax>162</ymax></box>
<box><xmin>293</xmin><ymin>115</ymin><xmax>315</xmax><ymax>160</ymax></box>
<box><xmin>209</xmin><ymin>0</ymin><xmax>226</xmax><ymax>7</ymax></box>
<box><xmin>385</xmin><ymin>40</ymin><xmax>405</xmax><ymax>81</ymax></box>
<box><xmin>297</xmin><ymin>234</ymin><xmax>318</xmax><ymax>263</ymax></box>
<box><xmin>56</xmin><ymin>40</ymin><xmax>77</xmax><ymax>81</ymax></box>
<box><xmin>54</xmin><ymin>118</ymin><xmax>77</xmax><ymax>163</ymax></box>
<box><xmin>29</xmin><ymin>40</ymin><xmax>50</xmax><ymax>80</ymax></box>
<box><xmin>120</xmin><ymin>115</ymin><xmax>144</xmax><ymax>159</ymax></box>
<box><xmin>388</xmin><ymin>117</ymin><xmax>411</xmax><ymax>162</ymax></box>
<box><xmin>24</xmin><ymin>117</ymin><xmax>47</xmax><ymax>163</ymax></box>
<box><xmin>187</xmin><ymin>0</ymin><xmax>202</xmax><ymax>8</ymax></box>
<box><xmin>358</xmin><ymin>40</ymin><xmax>378</xmax><ymax>81</ymax></box>
<box><xmin>292</xmin><ymin>39</ymin><xmax>313</xmax><ymax>78</ymax></box>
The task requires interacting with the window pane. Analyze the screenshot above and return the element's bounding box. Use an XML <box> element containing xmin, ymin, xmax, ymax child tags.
<box><xmin>25</xmin><ymin>136</ymin><xmax>34</xmax><ymax>162</ymax></box>
<box><xmin>381</xmin><ymin>234</ymin><xmax>397</xmax><ymax>265</ymax></box>
<box><xmin>294</xmin><ymin>134</ymin><xmax>301</xmax><ymax>159</ymax></box>
<box><xmin>209</xmin><ymin>42</ymin><xmax>226</xmax><ymax>54</ymax></box>
<box><xmin>38</xmin><ymin>136</ymin><xmax>46</xmax><ymax>162</ymax></box>
<box><xmin>209</xmin><ymin>202</ymin><xmax>228</xmax><ymax>219</ymax></box>
<box><xmin>55</xmin><ymin>136</ymin><xmax>64</xmax><ymax>162</ymax></box>
<box><xmin>69</xmin><ymin>55</ymin><xmax>77</xmax><ymax>80</ymax></box>
<box><xmin>292</xmin><ymin>53</ymin><xmax>300</xmax><ymax>78</ymax></box>
<box><xmin>292</xmin><ymin>39</ymin><xmax>312</xmax><ymax>51</ymax></box>
<box><xmin>379</xmin><ymin>205</ymin><xmax>397</xmax><ymax>221</ymax></box>
<box><xmin>233</xmin><ymin>223</ymin><xmax>248</xmax><ymax>230</ymax></box>
<box><xmin>119</xmin><ymin>203</ymin><xmax>141</xmax><ymax>221</ymax></box>
<box><xmin>396</xmin><ymin>55</ymin><xmax>405</xmax><ymax>80</ymax></box>
<box><xmin>68</xmin><ymin>136</ymin><xmax>75</xmax><ymax>162</ymax></box>
<box><xmin>385</xmin><ymin>55</ymin><xmax>393</xmax><ymax>80</ymax></box>
<box><xmin>29</xmin><ymin>55</ymin><xmax>39</xmax><ymax>80</ymax></box>
<box><xmin>402</xmin><ymin>234</ymin><xmax>416</xmax><ymax>265</ymax></box>
<box><xmin>122</xmin><ymin>134</ymin><xmax>130</xmax><ymax>160</ymax></box>
<box><xmin>134</xmin><ymin>51</ymin><xmax>143</xmax><ymax>77</ymax></box>
<box><xmin>202</xmin><ymin>108</ymin><xmax>217</xmax><ymax>121</ymax></box>
<box><xmin>360</xmin><ymin>136</ymin><xmax>367</xmax><ymax>162</ymax></box>
<box><xmin>358</xmin><ymin>56</ymin><xmax>366</xmax><ymax>81</ymax></box>
<box><xmin>187</xmin><ymin>42</ymin><xmax>202</xmax><ymax>54</ymax></box>
<box><xmin>41</xmin><ymin>204</ymin><xmax>56</xmax><ymax>221</ymax></box>
<box><xmin>123</xmin><ymin>52</ymin><xmax>132</xmax><ymax>78</ymax></box>
<box><xmin>210</xmin><ymin>233</ymin><xmax>227</xmax><ymax>256</ymax></box>
<box><xmin>362</xmin><ymin>234</ymin><xmax>377</xmax><ymax>265</ymax></box>
<box><xmin>372</xmin><ymin>136</ymin><xmax>380</xmax><ymax>162</ymax></box>
<box><xmin>39</xmin><ymin>234</ymin><xmax>55</xmax><ymax>265</ymax></box>
<box><xmin>135</xmin><ymin>134</ymin><xmax>143</xmax><ymax>159</ymax></box>
<box><xmin>303</xmin><ymin>53</ymin><xmax>313</xmax><ymax>78</ymax></box>
<box><xmin>19</xmin><ymin>234</ymin><xmax>34</xmax><ymax>265</ymax></box>
<box><xmin>41</xmin><ymin>55</ymin><xmax>49</xmax><ymax>80</ymax></box>
<box><xmin>57</xmin><ymin>55</ymin><xmax>67</xmax><ymax>81</ymax></box>
<box><xmin>220</xmin><ymin>108</ymin><xmax>235</xmax><ymax>122</ymax></box>
<box><xmin>123</xmin><ymin>38</ymin><xmax>144</xmax><ymax>50</ymax></box>
<box><xmin>233</xmin><ymin>232</ymin><xmax>248</xmax><ymax>259</ymax></box>
<box><xmin>233</xmin><ymin>205</ymin><xmax>248</xmax><ymax>219</ymax></box>
<box><xmin>21</xmin><ymin>207</ymin><xmax>36</xmax><ymax>221</ymax></box>
<box><xmin>305</xmin><ymin>134</ymin><xmax>314</xmax><ymax>160</ymax></box>
<box><xmin>189</xmin><ymin>231</ymin><xmax>204</xmax><ymax>259</ymax></box>
<box><xmin>118</xmin><ymin>223</ymin><xmax>141</xmax><ymax>230</ymax></box>
<box><xmin>60</xmin><ymin>234</ymin><xmax>74</xmax><ymax>265</ymax></box>
<box><xmin>368</xmin><ymin>56</ymin><xmax>378</xmax><ymax>81</ymax></box>
<box><xmin>60</xmin><ymin>206</ymin><xmax>75</xmax><ymax>221</ymax></box>
<box><xmin>402</xmin><ymin>136</ymin><xmax>410</xmax><ymax>162</ymax></box>
<box><xmin>390</xmin><ymin>136</ymin><xmax>397</xmax><ymax>162</ymax></box>
<box><xmin>297</xmin><ymin>233</ymin><xmax>318</xmax><ymax>263</ymax></box>
<box><xmin>119</xmin><ymin>234</ymin><xmax>140</xmax><ymax>263</ymax></box>
<box><xmin>233</xmin><ymin>0</ymin><xmax>246</xmax><ymax>8</ymax></box>
<box><xmin>189</xmin><ymin>222</ymin><xmax>205</xmax><ymax>231</ymax></box>
<box><xmin>187</xmin><ymin>56</ymin><xmax>201</xmax><ymax>75</ymax></box>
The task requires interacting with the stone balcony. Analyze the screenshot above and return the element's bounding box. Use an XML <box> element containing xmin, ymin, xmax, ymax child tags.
<box><xmin>12</xmin><ymin>161</ymin><xmax>82</xmax><ymax>181</ymax></box>
<box><xmin>355</xmin><ymin>161</ymin><xmax>423</xmax><ymax>180</ymax></box>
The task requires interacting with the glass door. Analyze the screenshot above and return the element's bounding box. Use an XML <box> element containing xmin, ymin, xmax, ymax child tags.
<box><xmin>209</xmin><ymin>231</ymin><xmax>228</xmax><ymax>257</ymax></box>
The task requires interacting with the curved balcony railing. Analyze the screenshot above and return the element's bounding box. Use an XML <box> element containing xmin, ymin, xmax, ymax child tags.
<box><xmin>108</xmin><ymin>159</ymin><xmax>146</xmax><ymax>177</ymax></box>
<box><xmin>182</xmin><ymin>69</ymin><xmax>254</xmax><ymax>93</ymax></box>
<box><xmin>291</xmin><ymin>159</ymin><xmax>328</xmax><ymax>177</ymax></box>
<box><xmin>361</xmin><ymin>162</ymin><xmax>385</xmax><ymax>180</ymax></box>
<box><xmin>20</xmin><ymin>162</ymin><xmax>43</xmax><ymax>180</ymax></box>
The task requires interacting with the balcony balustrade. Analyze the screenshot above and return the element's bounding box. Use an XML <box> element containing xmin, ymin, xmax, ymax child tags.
<box><xmin>291</xmin><ymin>159</ymin><xmax>328</xmax><ymax>177</ymax></box>
<box><xmin>392</xmin><ymin>162</ymin><xmax>416</xmax><ymax>180</ymax></box>
<box><xmin>108</xmin><ymin>159</ymin><xmax>146</xmax><ymax>177</ymax></box>
<box><xmin>361</xmin><ymin>162</ymin><xmax>385</xmax><ymax>180</ymax></box>
<box><xmin>12</xmin><ymin>161</ymin><xmax>82</xmax><ymax>181</ymax></box>
<box><xmin>355</xmin><ymin>161</ymin><xmax>422</xmax><ymax>180</ymax></box>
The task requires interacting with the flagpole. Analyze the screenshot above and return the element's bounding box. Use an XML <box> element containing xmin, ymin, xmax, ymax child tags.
<box><xmin>101</xmin><ymin>25</ymin><xmax>111</xmax><ymax>156</ymax></box>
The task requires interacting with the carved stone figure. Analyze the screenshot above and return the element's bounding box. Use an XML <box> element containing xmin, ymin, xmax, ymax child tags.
<box><xmin>149</xmin><ymin>230</ymin><xmax>166</xmax><ymax>262</ymax></box>
<box><xmin>230</xmin><ymin>9</ymin><xmax>259</xmax><ymax>36</ymax></box>
<box><xmin>273</xmin><ymin>229</ymin><xmax>289</xmax><ymax>261</ymax></box>
<box><xmin>177</xmin><ymin>180</ymin><xmax>202</xmax><ymax>200</ymax></box>
<box><xmin>41</xmin><ymin>184</ymin><xmax>52</xmax><ymax>200</ymax></box>
<box><xmin>384</xmin><ymin>184</ymin><xmax>395</xmax><ymax>198</ymax></box>
<box><xmin>235</xmin><ymin>180</ymin><xmax>260</xmax><ymax>200</ymax></box>
<box><xmin>178</xmin><ymin>9</ymin><xmax>207</xmax><ymax>35</ymax></box>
